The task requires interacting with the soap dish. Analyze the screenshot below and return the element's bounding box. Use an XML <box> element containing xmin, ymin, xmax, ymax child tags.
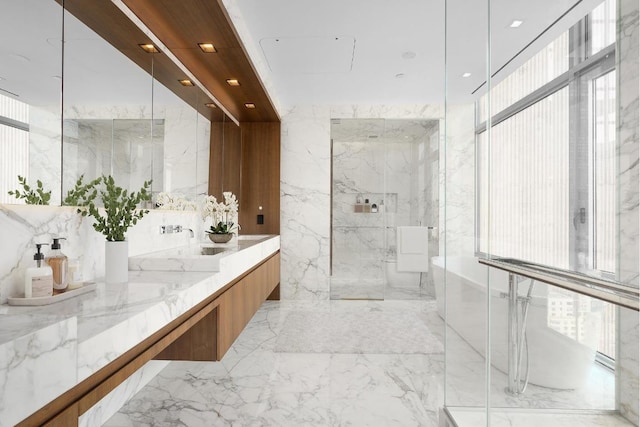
<box><xmin>8</xmin><ymin>282</ymin><xmax>97</xmax><ymax>306</ymax></box>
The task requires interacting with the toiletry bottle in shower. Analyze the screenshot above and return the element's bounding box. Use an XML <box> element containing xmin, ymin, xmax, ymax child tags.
<box><xmin>364</xmin><ymin>198</ymin><xmax>371</xmax><ymax>213</ymax></box>
<box><xmin>47</xmin><ymin>237</ymin><xmax>68</xmax><ymax>292</ymax></box>
<box><xmin>24</xmin><ymin>243</ymin><xmax>53</xmax><ymax>298</ymax></box>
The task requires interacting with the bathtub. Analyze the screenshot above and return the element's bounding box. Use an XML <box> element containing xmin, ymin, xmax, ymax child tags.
<box><xmin>432</xmin><ymin>256</ymin><xmax>598</xmax><ymax>390</ymax></box>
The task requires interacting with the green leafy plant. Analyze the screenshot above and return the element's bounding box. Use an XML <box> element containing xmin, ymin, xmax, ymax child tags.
<box><xmin>78</xmin><ymin>175</ymin><xmax>152</xmax><ymax>241</ymax></box>
<box><xmin>206</xmin><ymin>221</ymin><xmax>238</xmax><ymax>235</ymax></box>
<box><xmin>8</xmin><ymin>175</ymin><xmax>51</xmax><ymax>205</ymax></box>
<box><xmin>63</xmin><ymin>175</ymin><xmax>103</xmax><ymax>206</ymax></box>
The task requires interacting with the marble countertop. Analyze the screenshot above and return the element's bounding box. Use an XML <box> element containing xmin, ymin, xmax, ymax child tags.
<box><xmin>0</xmin><ymin>234</ymin><xmax>280</xmax><ymax>427</ymax></box>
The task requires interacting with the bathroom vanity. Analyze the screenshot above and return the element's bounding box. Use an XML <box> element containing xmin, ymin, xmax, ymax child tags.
<box><xmin>0</xmin><ymin>235</ymin><xmax>280</xmax><ymax>427</ymax></box>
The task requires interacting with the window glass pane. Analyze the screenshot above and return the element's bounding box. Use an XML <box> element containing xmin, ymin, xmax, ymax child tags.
<box><xmin>590</xmin><ymin>0</ymin><xmax>616</xmax><ymax>55</ymax></box>
<box><xmin>478</xmin><ymin>88</ymin><xmax>570</xmax><ymax>268</ymax></box>
<box><xmin>0</xmin><ymin>123</ymin><xmax>29</xmax><ymax>204</ymax></box>
<box><xmin>592</xmin><ymin>70</ymin><xmax>616</xmax><ymax>273</ymax></box>
<box><xmin>478</xmin><ymin>33</ymin><xmax>569</xmax><ymax>122</ymax></box>
<box><xmin>0</xmin><ymin>93</ymin><xmax>29</xmax><ymax>123</ymax></box>
<box><xmin>547</xmin><ymin>287</ymin><xmax>616</xmax><ymax>360</ymax></box>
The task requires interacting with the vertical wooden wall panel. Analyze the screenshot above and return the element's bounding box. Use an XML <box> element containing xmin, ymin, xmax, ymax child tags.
<box><xmin>239</xmin><ymin>122</ymin><xmax>281</xmax><ymax>235</ymax></box>
<box><xmin>209</xmin><ymin>121</ymin><xmax>242</xmax><ymax>200</ymax></box>
<box><xmin>216</xmin><ymin>253</ymin><xmax>280</xmax><ymax>359</ymax></box>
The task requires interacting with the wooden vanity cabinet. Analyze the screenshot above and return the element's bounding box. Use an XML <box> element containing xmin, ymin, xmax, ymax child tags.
<box><xmin>19</xmin><ymin>251</ymin><xmax>280</xmax><ymax>427</ymax></box>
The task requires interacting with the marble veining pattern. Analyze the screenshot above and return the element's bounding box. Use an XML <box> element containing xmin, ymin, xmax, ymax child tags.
<box><xmin>107</xmin><ymin>299</ymin><xmax>624</xmax><ymax>427</ymax></box>
<box><xmin>616</xmin><ymin>0</ymin><xmax>640</xmax><ymax>425</ymax></box>
<box><xmin>0</xmin><ymin>229</ymin><xmax>278</xmax><ymax>424</ymax></box>
<box><xmin>280</xmin><ymin>104</ymin><xmax>454</xmax><ymax>302</ymax></box>
<box><xmin>79</xmin><ymin>361</ymin><xmax>169</xmax><ymax>427</ymax></box>
<box><xmin>0</xmin><ymin>204</ymin><xmax>206</xmax><ymax>304</ymax></box>
<box><xmin>0</xmin><ymin>317</ymin><xmax>77</xmax><ymax>427</ymax></box>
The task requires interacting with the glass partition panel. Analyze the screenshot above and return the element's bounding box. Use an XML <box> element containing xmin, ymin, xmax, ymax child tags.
<box><xmin>330</xmin><ymin>118</ymin><xmax>386</xmax><ymax>300</ymax></box>
<box><xmin>443</xmin><ymin>0</ymin><xmax>489</xmax><ymax>423</ymax></box>
<box><xmin>0</xmin><ymin>0</ymin><xmax>63</xmax><ymax>205</ymax></box>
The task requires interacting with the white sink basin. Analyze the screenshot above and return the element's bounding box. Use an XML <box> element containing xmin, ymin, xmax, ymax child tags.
<box><xmin>128</xmin><ymin>245</ymin><xmax>229</xmax><ymax>272</ymax></box>
<box><xmin>128</xmin><ymin>235</ymin><xmax>277</xmax><ymax>273</ymax></box>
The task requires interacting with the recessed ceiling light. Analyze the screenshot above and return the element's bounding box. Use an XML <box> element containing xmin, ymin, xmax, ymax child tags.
<box><xmin>178</xmin><ymin>79</ymin><xmax>194</xmax><ymax>86</ymax></box>
<box><xmin>226</xmin><ymin>79</ymin><xmax>240</xmax><ymax>86</ymax></box>
<box><xmin>204</xmin><ymin>103</ymin><xmax>217</xmax><ymax>108</ymax></box>
<box><xmin>462</xmin><ymin>72</ymin><xmax>471</xmax><ymax>78</ymax></box>
<box><xmin>198</xmin><ymin>43</ymin><xmax>217</xmax><ymax>53</ymax></box>
<box><xmin>139</xmin><ymin>43</ymin><xmax>158</xmax><ymax>53</ymax></box>
<box><xmin>509</xmin><ymin>20</ymin><xmax>523</xmax><ymax>28</ymax></box>
<box><xmin>244</xmin><ymin>103</ymin><xmax>256</xmax><ymax>109</ymax></box>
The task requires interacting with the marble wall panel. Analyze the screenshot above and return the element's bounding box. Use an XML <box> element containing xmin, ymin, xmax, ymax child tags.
<box><xmin>29</xmin><ymin>106</ymin><xmax>62</xmax><ymax>205</ymax></box>
<box><xmin>442</xmin><ymin>104</ymin><xmax>476</xmax><ymax>258</ymax></box>
<box><xmin>0</xmin><ymin>205</ymin><xmax>205</xmax><ymax>304</ymax></box>
<box><xmin>617</xmin><ymin>0</ymin><xmax>639</xmax><ymax>424</ymax></box>
<box><xmin>280</xmin><ymin>105</ymin><xmax>332</xmax><ymax>300</ymax></box>
<box><xmin>280</xmin><ymin>104</ymin><xmax>462</xmax><ymax>300</ymax></box>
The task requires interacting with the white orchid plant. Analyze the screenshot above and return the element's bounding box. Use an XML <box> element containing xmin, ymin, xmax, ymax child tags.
<box><xmin>201</xmin><ymin>191</ymin><xmax>240</xmax><ymax>235</ymax></box>
<box><xmin>156</xmin><ymin>192</ymin><xmax>198</xmax><ymax>211</ymax></box>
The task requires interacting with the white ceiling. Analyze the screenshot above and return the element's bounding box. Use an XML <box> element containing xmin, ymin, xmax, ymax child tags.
<box><xmin>0</xmin><ymin>0</ymin><xmax>185</xmax><ymax>110</ymax></box>
<box><xmin>232</xmin><ymin>0</ymin><xmax>604</xmax><ymax>107</ymax></box>
<box><xmin>1</xmin><ymin>0</ymin><xmax>605</xmax><ymax>112</ymax></box>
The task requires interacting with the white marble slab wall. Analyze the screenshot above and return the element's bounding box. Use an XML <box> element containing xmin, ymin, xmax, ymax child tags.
<box><xmin>280</xmin><ymin>105</ymin><xmax>332</xmax><ymax>299</ymax></box>
<box><xmin>332</xmin><ymin>140</ymin><xmax>387</xmax><ymax>283</ymax></box>
<box><xmin>0</xmin><ymin>204</ymin><xmax>205</xmax><ymax>304</ymax></box>
<box><xmin>281</xmin><ymin>105</ymin><xmax>457</xmax><ymax>300</ymax></box>
<box><xmin>617</xmin><ymin>0</ymin><xmax>639</xmax><ymax>424</ymax></box>
<box><xmin>442</xmin><ymin>104</ymin><xmax>476</xmax><ymax>258</ymax></box>
<box><xmin>60</xmin><ymin>103</ymin><xmax>209</xmax><ymax>201</ymax></box>
<box><xmin>161</xmin><ymin>105</ymin><xmax>210</xmax><ymax>196</ymax></box>
<box><xmin>29</xmin><ymin>106</ymin><xmax>62</xmax><ymax>206</ymax></box>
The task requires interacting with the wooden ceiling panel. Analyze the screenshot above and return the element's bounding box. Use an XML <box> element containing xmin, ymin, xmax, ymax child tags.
<box><xmin>122</xmin><ymin>0</ymin><xmax>280</xmax><ymax>122</ymax></box>
<box><xmin>62</xmin><ymin>0</ymin><xmax>226</xmax><ymax>122</ymax></box>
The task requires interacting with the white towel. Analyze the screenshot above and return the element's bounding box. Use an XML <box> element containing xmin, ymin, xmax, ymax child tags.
<box><xmin>397</xmin><ymin>226</ymin><xmax>429</xmax><ymax>272</ymax></box>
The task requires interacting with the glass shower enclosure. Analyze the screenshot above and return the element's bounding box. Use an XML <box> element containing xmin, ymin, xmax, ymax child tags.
<box><xmin>330</xmin><ymin>118</ymin><xmax>440</xmax><ymax>300</ymax></box>
<box><xmin>442</xmin><ymin>0</ymin><xmax>639</xmax><ymax>425</ymax></box>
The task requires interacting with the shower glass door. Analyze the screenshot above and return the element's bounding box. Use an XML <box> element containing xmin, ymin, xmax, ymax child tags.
<box><xmin>330</xmin><ymin>118</ymin><xmax>387</xmax><ymax>300</ymax></box>
<box><xmin>330</xmin><ymin>119</ymin><xmax>439</xmax><ymax>300</ymax></box>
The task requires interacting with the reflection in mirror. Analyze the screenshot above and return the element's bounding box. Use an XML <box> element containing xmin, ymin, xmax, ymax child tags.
<box><xmin>0</xmin><ymin>0</ymin><xmax>63</xmax><ymax>205</ymax></box>
<box><xmin>151</xmin><ymin>75</ymin><xmax>211</xmax><ymax>202</ymax></box>
<box><xmin>62</xmin><ymin>6</ymin><xmax>154</xmax><ymax>204</ymax></box>
<box><xmin>208</xmin><ymin>112</ymin><xmax>241</xmax><ymax>201</ymax></box>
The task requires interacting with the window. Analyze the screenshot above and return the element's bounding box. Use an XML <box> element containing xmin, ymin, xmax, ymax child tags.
<box><xmin>476</xmin><ymin>0</ymin><xmax>617</xmax><ymax>361</ymax></box>
<box><xmin>0</xmin><ymin>94</ymin><xmax>29</xmax><ymax>204</ymax></box>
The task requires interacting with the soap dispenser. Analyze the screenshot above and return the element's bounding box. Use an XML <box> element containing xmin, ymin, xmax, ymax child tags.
<box><xmin>47</xmin><ymin>237</ymin><xmax>68</xmax><ymax>292</ymax></box>
<box><xmin>25</xmin><ymin>243</ymin><xmax>53</xmax><ymax>298</ymax></box>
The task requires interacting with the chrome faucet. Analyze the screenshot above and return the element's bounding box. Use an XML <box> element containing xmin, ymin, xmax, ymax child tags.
<box><xmin>159</xmin><ymin>225</ymin><xmax>194</xmax><ymax>237</ymax></box>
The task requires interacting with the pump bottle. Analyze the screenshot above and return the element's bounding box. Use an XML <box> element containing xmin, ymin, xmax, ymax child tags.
<box><xmin>24</xmin><ymin>243</ymin><xmax>54</xmax><ymax>298</ymax></box>
<box><xmin>47</xmin><ymin>237</ymin><xmax>68</xmax><ymax>292</ymax></box>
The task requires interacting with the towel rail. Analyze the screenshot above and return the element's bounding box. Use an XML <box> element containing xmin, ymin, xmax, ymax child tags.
<box><xmin>478</xmin><ymin>258</ymin><xmax>639</xmax><ymax>311</ymax></box>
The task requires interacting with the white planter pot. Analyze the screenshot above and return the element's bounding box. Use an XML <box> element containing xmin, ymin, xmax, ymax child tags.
<box><xmin>105</xmin><ymin>240</ymin><xmax>129</xmax><ymax>283</ymax></box>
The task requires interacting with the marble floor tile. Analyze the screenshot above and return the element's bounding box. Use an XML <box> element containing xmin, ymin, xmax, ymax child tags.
<box><xmin>106</xmin><ymin>299</ymin><xmax>623</xmax><ymax>427</ymax></box>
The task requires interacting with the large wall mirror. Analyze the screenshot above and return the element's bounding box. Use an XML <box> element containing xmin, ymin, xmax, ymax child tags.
<box><xmin>0</xmin><ymin>0</ymin><xmax>63</xmax><ymax>204</ymax></box>
<box><xmin>0</xmin><ymin>0</ymin><xmax>234</xmax><ymax>206</ymax></box>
